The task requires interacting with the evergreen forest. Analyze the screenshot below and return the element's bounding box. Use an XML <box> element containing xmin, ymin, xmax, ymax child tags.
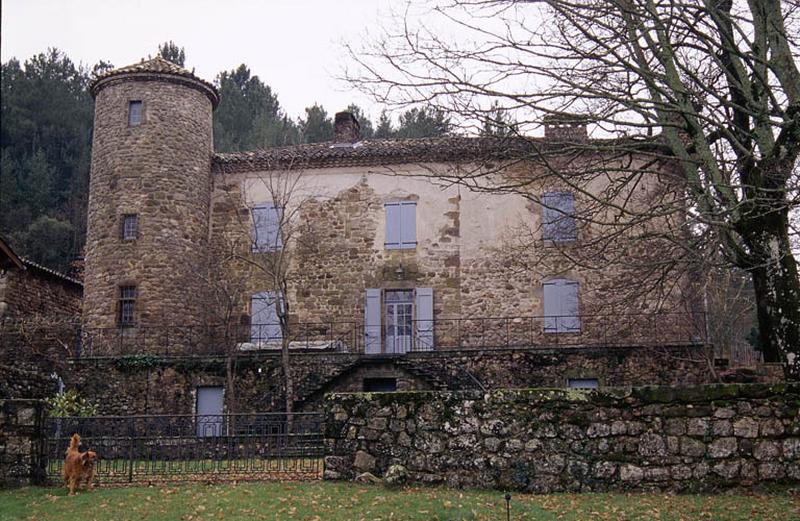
<box><xmin>0</xmin><ymin>43</ymin><xmax>453</xmax><ymax>273</ymax></box>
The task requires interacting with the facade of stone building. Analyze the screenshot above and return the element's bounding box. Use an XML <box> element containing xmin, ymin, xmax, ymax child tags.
<box><xmin>0</xmin><ymin>238</ymin><xmax>83</xmax><ymax>321</ymax></box>
<box><xmin>73</xmin><ymin>56</ymin><xmax>711</xmax><ymax>414</ymax></box>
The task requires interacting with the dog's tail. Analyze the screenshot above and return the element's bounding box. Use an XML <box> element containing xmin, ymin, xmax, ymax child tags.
<box><xmin>66</xmin><ymin>433</ymin><xmax>81</xmax><ymax>453</ymax></box>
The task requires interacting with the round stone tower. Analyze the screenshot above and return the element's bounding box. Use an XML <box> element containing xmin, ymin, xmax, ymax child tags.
<box><xmin>82</xmin><ymin>56</ymin><xmax>219</xmax><ymax>336</ymax></box>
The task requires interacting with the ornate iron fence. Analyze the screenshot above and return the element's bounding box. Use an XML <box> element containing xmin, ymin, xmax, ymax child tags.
<box><xmin>43</xmin><ymin>413</ymin><xmax>323</xmax><ymax>484</ymax></box>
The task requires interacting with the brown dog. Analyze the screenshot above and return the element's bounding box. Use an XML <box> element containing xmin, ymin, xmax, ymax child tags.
<box><xmin>63</xmin><ymin>433</ymin><xmax>96</xmax><ymax>495</ymax></box>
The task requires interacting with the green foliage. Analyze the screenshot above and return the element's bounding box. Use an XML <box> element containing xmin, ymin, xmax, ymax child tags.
<box><xmin>299</xmin><ymin>103</ymin><xmax>334</xmax><ymax>143</ymax></box>
<box><xmin>45</xmin><ymin>389</ymin><xmax>98</xmax><ymax>417</ymax></box>
<box><xmin>1</xmin><ymin>48</ymin><xmax>95</xmax><ymax>272</ymax></box>
<box><xmin>112</xmin><ymin>354</ymin><xmax>161</xmax><ymax>371</ymax></box>
<box><xmin>480</xmin><ymin>102</ymin><xmax>519</xmax><ymax>137</ymax></box>
<box><xmin>373</xmin><ymin>110</ymin><xmax>394</xmax><ymax>138</ymax></box>
<box><xmin>394</xmin><ymin>106</ymin><xmax>451</xmax><ymax>138</ymax></box>
<box><xmin>213</xmin><ymin>65</ymin><xmax>300</xmax><ymax>151</ymax></box>
<box><xmin>345</xmin><ymin>103</ymin><xmax>374</xmax><ymax>139</ymax></box>
<box><xmin>158</xmin><ymin>41</ymin><xmax>186</xmax><ymax>67</ymax></box>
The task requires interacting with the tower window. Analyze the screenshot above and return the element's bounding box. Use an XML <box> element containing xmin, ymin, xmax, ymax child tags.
<box><xmin>128</xmin><ymin>100</ymin><xmax>143</xmax><ymax>126</ymax></box>
<box><xmin>122</xmin><ymin>214</ymin><xmax>138</xmax><ymax>241</ymax></box>
<box><xmin>118</xmin><ymin>285</ymin><xmax>137</xmax><ymax>326</ymax></box>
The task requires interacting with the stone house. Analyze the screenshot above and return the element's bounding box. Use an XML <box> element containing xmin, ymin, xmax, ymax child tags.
<box><xmin>68</xmin><ymin>56</ymin><xmax>712</xmax><ymax>415</ymax></box>
<box><xmin>0</xmin><ymin>237</ymin><xmax>82</xmax><ymax>321</ymax></box>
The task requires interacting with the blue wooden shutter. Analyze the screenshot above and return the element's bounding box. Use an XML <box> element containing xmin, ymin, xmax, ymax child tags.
<box><xmin>196</xmin><ymin>387</ymin><xmax>224</xmax><ymax>437</ymax></box>
<box><xmin>543</xmin><ymin>281</ymin><xmax>560</xmax><ymax>333</ymax></box>
<box><xmin>251</xmin><ymin>291</ymin><xmax>282</xmax><ymax>343</ymax></box>
<box><xmin>542</xmin><ymin>192</ymin><xmax>576</xmax><ymax>241</ymax></box>
<box><xmin>400</xmin><ymin>202</ymin><xmax>417</xmax><ymax>248</ymax></box>
<box><xmin>266</xmin><ymin>205</ymin><xmax>283</xmax><ymax>251</ymax></box>
<box><xmin>253</xmin><ymin>203</ymin><xmax>283</xmax><ymax>251</ymax></box>
<box><xmin>364</xmin><ymin>289</ymin><xmax>381</xmax><ymax>353</ymax></box>
<box><xmin>415</xmin><ymin>287</ymin><xmax>434</xmax><ymax>350</ymax></box>
<box><xmin>543</xmin><ymin>279</ymin><xmax>580</xmax><ymax>333</ymax></box>
<box><xmin>385</xmin><ymin>203</ymin><xmax>401</xmax><ymax>248</ymax></box>
<box><xmin>562</xmin><ymin>280</ymin><xmax>581</xmax><ymax>332</ymax></box>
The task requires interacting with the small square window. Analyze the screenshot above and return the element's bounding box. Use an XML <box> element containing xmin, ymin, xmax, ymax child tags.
<box><xmin>122</xmin><ymin>214</ymin><xmax>138</xmax><ymax>240</ymax></box>
<box><xmin>118</xmin><ymin>285</ymin><xmax>137</xmax><ymax>326</ymax></box>
<box><xmin>568</xmin><ymin>378</ymin><xmax>598</xmax><ymax>390</ymax></box>
<box><xmin>128</xmin><ymin>100</ymin><xmax>143</xmax><ymax>126</ymax></box>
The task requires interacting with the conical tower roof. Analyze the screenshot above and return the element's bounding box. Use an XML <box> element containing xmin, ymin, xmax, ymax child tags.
<box><xmin>89</xmin><ymin>55</ymin><xmax>219</xmax><ymax>107</ymax></box>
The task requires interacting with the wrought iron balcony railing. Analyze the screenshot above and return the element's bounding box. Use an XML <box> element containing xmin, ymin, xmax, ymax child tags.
<box><xmin>1</xmin><ymin>311</ymin><xmax>707</xmax><ymax>359</ymax></box>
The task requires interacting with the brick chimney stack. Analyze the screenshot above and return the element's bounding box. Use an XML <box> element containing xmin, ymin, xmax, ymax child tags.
<box><xmin>543</xmin><ymin>113</ymin><xmax>588</xmax><ymax>142</ymax></box>
<box><xmin>334</xmin><ymin>111</ymin><xmax>361</xmax><ymax>143</ymax></box>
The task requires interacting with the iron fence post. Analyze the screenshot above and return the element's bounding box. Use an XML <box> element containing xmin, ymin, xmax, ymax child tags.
<box><xmin>127</xmin><ymin>417</ymin><xmax>135</xmax><ymax>483</ymax></box>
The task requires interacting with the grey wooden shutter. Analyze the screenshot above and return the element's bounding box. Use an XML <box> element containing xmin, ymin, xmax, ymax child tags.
<box><xmin>251</xmin><ymin>291</ymin><xmax>282</xmax><ymax>343</ymax></box>
<box><xmin>253</xmin><ymin>203</ymin><xmax>283</xmax><ymax>251</ymax></box>
<box><xmin>415</xmin><ymin>287</ymin><xmax>434</xmax><ymax>350</ymax></box>
<box><xmin>385</xmin><ymin>203</ymin><xmax>401</xmax><ymax>248</ymax></box>
<box><xmin>562</xmin><ymin>280</ymin><xmax>581</xmax><ymax>332</ymax></box>
<box><xmin>266</xmin><ymin>204</ymin><xmax>283</xmax><ymax>251</ymax></box>
<box><xmin>364</xmin><ymin>289</ymin><xmax>382</xmax><ymax>354</ymax></box>
<box><xmin>400</xmin><ymin>202</ymin><xmax>417</xmax><ymax>248</ymax></box>
<box><xmin>543</xmin><ymin>281</ymin><xmax>560</xmax><ymax>333</ymax></box>
<box><xmin>196</xmin><ymin>387</ymin><xmax>224</xmax><ymax>437</ymax></box>
<box><xmin>543</xmin><ymin>279</ymin><xmax>581</xmax><ymax>333</ymax></box>
<box><xmin>250</xmin><ymin>292</ymin><xmax>269</xmax><ymax>343</ymax></box>
<box><xmin>542</xmin><ymin>192</ymin><xmax>576</xmax><ymax>241</ymax></box>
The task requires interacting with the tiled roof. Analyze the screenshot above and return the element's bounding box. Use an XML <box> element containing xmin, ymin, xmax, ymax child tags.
<box><xmin>21</xmin><ymin>258</ymin><xmax>83</xmax><ymax>287</ymax></box>
<box><xmin>89</xmin><ymin>55</ymin><xmax>219</xmax><ymax>107</ymax></box>
<box><xmin>212</xmin><ymin>136</ymin><xmax>551</xmax><ymax>173</ymax></box>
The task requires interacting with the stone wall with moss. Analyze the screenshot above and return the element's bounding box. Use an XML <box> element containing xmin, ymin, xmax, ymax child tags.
<box><xmin>324</xmin><ymin>383</ymin><xmax>800</xmax><ymax>492</ymax></box>
<box><xmin>0</xmin><ymin>399</ymin><xmax>45</xmax><ymax>488</ymax></box>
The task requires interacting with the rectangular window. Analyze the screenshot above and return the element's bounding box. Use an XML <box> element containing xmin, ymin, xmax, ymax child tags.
<box><xmin>542</xmin><ymin>192</ymin><xmax>577</xmax><ymax>241</ymax></box>
<box><xmin>128</xmin><ymin>100</ymin><xmax>143</xmax><ymax>126</ymax></box>
<box><xmin>568</xmin><ymin>378</ymin><xmax>599</xmax><ymax>390</ymax></box>
<box><xmin>122</xmin><ymin>214</ymin><xmax>138</xmax><ymax>240</ymax></box>
<box><xmin>385</xmin><ymin>201</ymin><xmax>416</xmax><ymax>249</ymax></box>
<box><xmin>543</xmin><ymin>278</ymin><xmax>581</xmax><ymax>333</ymax></box>
<box><xmin>252</xmin><ymin>203</ymin><xmax>283</xmax><ymax>252</ymax></box>
<box><xmin>118</xmin><ymin>285</ymin><xmax>136</xmax><ymax>326</ymax></box>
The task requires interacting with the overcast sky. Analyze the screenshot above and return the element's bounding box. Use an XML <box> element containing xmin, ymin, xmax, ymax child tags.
<box><xmin>1</xmin><ymin>0</ymin><xmax>397</xmax><ymax>121</ymax></box>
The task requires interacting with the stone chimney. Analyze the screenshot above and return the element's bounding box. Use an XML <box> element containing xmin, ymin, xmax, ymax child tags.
<box><xmin>543</xmin><ymin>113</ymin><xmax>588</xmax><ymax>142</ymax></box>
<box><xmin>334</xmin><ymin>111</ymin><xmax>361</xmax><ymax>143</ymax></box>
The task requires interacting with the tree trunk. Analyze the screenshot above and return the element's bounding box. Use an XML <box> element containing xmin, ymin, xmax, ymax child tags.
<box><xmin>282</xmin><ymin>337</ymin><xmax>294</xmax><ymax>431</ymax></box>
<box><xmin>743</xmin><ymin>213</ymin><xmax>800</xmax><ymax>380</ymax></box>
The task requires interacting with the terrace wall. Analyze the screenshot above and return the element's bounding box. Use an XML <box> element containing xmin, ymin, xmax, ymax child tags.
<box><xmin>324</xmin><ymin>383</ymin><xmax>800</xmax><ymax>492</ymax></box>
<box><xmin>0</xmin><ymin>399</ymin><xmax>45</xmax><ymax>488</ymax></box>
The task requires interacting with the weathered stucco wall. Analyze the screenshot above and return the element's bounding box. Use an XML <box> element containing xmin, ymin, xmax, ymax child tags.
<box><xmin>324</xmin><ymin>383</ymin><xmax>799</xmax><ymax>492</ymax></box>
<box><xmin>210</xmin><ymin>163</ymin><xmax>698</xmax><ymax>351</ymax></box>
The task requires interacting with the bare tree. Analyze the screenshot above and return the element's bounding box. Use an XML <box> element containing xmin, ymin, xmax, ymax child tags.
<box><xmin>345</xmin><ymin>0</ymin><xmax>800</xmax><ymax>378</ymax></box>
<box><xmin>212</xmin><ymin>163</ymin><xmax>327</xmax><ymax>417</ymax></box>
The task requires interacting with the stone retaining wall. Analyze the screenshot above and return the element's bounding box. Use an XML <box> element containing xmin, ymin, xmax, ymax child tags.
<box><xmin>324</xmin><ymin>384</ymin><xmax>800</xmax><ymax>492</ymax></box>
<box><xmin>0</xmin><ymin>399</ymin><xmax>45</xmax><ymax>488</ymax></box>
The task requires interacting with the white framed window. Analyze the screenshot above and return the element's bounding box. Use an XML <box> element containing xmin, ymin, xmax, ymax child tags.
<box><xmin>542</xmin><ymin>192</ymin><xmax>577</xmax><ymax>241</ymax></box>
<box><xmin>385</xmin><ymin>201</ymin><xmax>416</xmax><ymax>249</ymax></box>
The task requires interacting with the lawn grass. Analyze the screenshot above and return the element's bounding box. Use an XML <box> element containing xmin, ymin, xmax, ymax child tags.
<box><xmin>0</xmin><ymin>481</ymin><xmax>797</xmax><ymax>521</ymax></box>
